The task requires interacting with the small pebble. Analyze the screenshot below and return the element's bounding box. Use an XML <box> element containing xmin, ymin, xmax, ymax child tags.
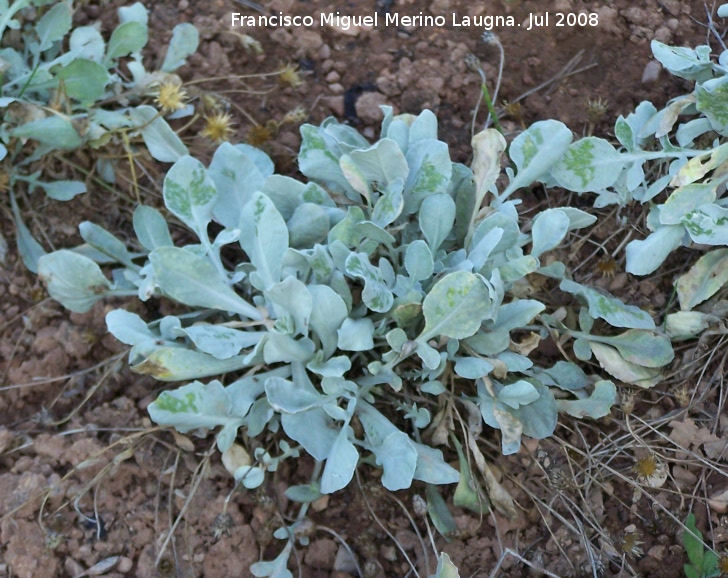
<box><xmin>642</xmin><ymin>60</ymin><xmax>662</xmax><ymax>84</ymax></box>
<box><xmin>118</xmin><ymin>556</ymin><xmax>134</xmax><ymax>573</ymax></box>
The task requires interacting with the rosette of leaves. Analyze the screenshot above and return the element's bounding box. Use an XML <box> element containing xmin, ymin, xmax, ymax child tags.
<box><xmin>0</xmin><ymin>0</ymin><xmax>198</xmax><ymax>270</ymax></box>
<box><xmin>38</xmin><ymin>108</ymin><xmax>675</xmax><ymax>495</ymax></box>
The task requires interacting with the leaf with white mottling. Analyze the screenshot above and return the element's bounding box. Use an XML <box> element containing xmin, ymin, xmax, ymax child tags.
<box><xmin>345</xmin><ymin>252</ymin><xmax>393</xmax><ymax>312</ymax></box>
<box><xmin>149</xmin><ymin>247</ymin><xmax>260</xmax><ymax>319</ymax></box>
<box><xmin>419</xmin><ymin>271</ymin><xmax>492</xmax><ymax>341</ymax></box>
<box><xmin>239</xmin><ymin>192</ymin><xmax>289</xmax><ymax>290</ymax></box>
<box><xmin>163</xmin><ymin>155</ymin><xmax>217</xmax><ymax>240</ymax></box>
<box><xmin>676</xmin><ymin>248</ymin><xmax>728</xmax><ymax>310</ymax></box>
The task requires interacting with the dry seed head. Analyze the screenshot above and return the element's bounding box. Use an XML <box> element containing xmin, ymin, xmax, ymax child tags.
<box><xmin>547</xmin><ymin>467</ymin><xmax>574</xmax><ymax>491</ymax></box>
<box><xmin>595</xmin><ymin>255</ymin><xmax>619</xmax><ymax>278</ymax></box>
<box><xmin>586</xmin><ymin>97</ymin><xmax>609</xmax><ymax>124</ymax></box>
<box><xmin>502</xmin><ymin>99</ymin><xmax>524</xmax><ymax>122</ymax></box>
<box><xmin>246</xmin><ymin>122</ymin><xmax>276</xmax><ymax>147</ymax></box>
<box><xmin>633</xmin><ymin>454</ymin><xmax>667</xmax><ymax>487</ymax></box>
<box><xmin>718</xmin><ymin>552</ymin><xmax>728</xmax><ymax>575</ymax></box>
<box><xmin>211</xmin><ymin>513</ymin><xmax>234</xmax><ymax>540</ymax></box>
<box><xmin>201</xmin><ymin>112</ymin><xmax>235</xmax><ymax>143</ymax></box>
<box><xmin>155</xmin><ymin>82</ymin><xmax>187</xmax><ymax>113</ymax></box>
<box><xmin>279</xmin><ymin>63</ymin><xmax>303</xmax><ymax>87</ymax></box>
<box><xmin>674</xmin><ymin>384</ymin><xmax>691</xmax><ymax>408</ymax></box>
<box><xmin>412</xmin><ymin>494</ymin><xmax>427</xmax><ymax>517</ymax></box>
<box><xmin>620</xmin><ymin>391</ymin><xmax>636</xmax><ymax>415</ymax></box>
<box><xmin>620</xmin><ymin>526</ymin><xmax>644</xmax><ymax>559</ymax></box>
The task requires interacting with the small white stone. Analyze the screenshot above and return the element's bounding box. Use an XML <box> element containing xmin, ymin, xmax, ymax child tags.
<box><xmin>642</xmin><ymin>60</ymin><xmax>662</xmax><ymax>84</ymax></box>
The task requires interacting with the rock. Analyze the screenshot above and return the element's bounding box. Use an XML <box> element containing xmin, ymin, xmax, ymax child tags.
<box><xmin>647</xmin><ymin>545</ymin><xmax>667</xmax><ymax>561</ymax></box>
<box><xmin>355</xmin><ymin>92</ymin><xmax>389</xmax><ymax>124</ymax></box>
<box><xmin>1</xmin><ymin>519</ymin><xmax>59</xmax><ymax>578</ymax></box>
<box><xmin>333</xmin><ymin>544</ymin><xmax>359</xmax><ymax>573</ymax></box>
<box><xmin>294</xmin><ymin>30</ymin><xmax>323</xmax><ymax>55</ymax></box>
<box><xmin>304</xmin><ymin>538</ymin><xmax>337</xmax><ymax>570</ymax></box>
<box><xmin>0</xmin><ymin>427</ymin><xmax>13</xmax><ymax>454</ymax></box>
<box><xmin>429</xmin><ymin>0</ymin><xmax>451</xmax><ymax>15</ymax></box>
<box><xmin>321</xmin><ymin>96</ymin><xmax>345</xmax><ymax>116</ymax></box>
<box><xmin>117</xmin><ymin>556</ymin><xmax>134</xmax><ymax>573</ymax></box>
<box><xmin>708</xmin><ymin>488</ymin><xmax>728</xmax><ymax>513</ymax></box>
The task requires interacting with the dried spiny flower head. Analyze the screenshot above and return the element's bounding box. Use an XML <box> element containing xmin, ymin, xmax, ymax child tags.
<box><xmin>211</xmin><ymin>513</ymin><xmax>234</xmax><ymax>541</ymax></box>
<box><xmin>586</xmin><ymin>97</ymin><xmax>609</xmax><ymax>124</ymax></box>
<box><xmin>412</xmin><ymin>495</ymin><xmax>427</xmax><ymax>517</ymax></box>
<box><xmin>246</xmin><ymin>121</ymin><xmax>277</xmax><ymax>147</ymax></box>
<box><xmin>620</xmin><ymin>391</ymin><xmax>636</xmax><ymax>415</ymax></box>
<box><xmin>201</xmin><ymin>112</ymin><xmax>235</xmax><ymax>143</ymax></box>
<box><xmin>633</xmin><ymin>454</ymin><xmax>667</xmax><ymax>488</ymax></box>
<box><xmin>718</xmin><ymin>551</ymin><xmax>728</xmax><ymax>575</ymax></box>
<box><xmin>674</xmin><ymin>384</ymin><xmax>691</xmax><ymax>408</ymax></box>
<box><xmin>595</xmin><ymin>255</ymin><xmax>619</xmax><ymax>278</ymax></box>
<box><xmin>155</xmin><ymin>82</ymin><xmax>188</xmax><ymax>113</ymax></box>
<box><xmin>620</xmin><ymin>526</ymin><xmax>644</xmax><ymax>559</ymax></box>
<box><xmin>278</xmin><ymin>63</ymin><xmax>303</xmax><ymax>87</ymax></box>
<box><xmin>502</xmin><ymin>99</ymin><xmax>524</xmax><ymax>124</ymax></box>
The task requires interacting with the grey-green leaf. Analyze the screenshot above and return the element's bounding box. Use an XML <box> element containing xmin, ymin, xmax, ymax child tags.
<box><xmin>625</xmin><ymin>225</ymin><xmax>686</xmax><ymax>275</ymax></box>
<box><xmin>36</xmin><ymin>2</ymin><xmax>72</xmax><ymax>51</ymax></box>
<box><xmin>500</xmin><ymin>120</ymin><xmax>572</xmax><ymax>201</ymax></box>
<box><xmin>419</xmin><ymin>271</ymin><xmax>492</xmax><ymax>341</ymax></box>
<box><xmin>133</xmin><ymin>205</ymin><xmax>173</xmax><ymax>251</ymax></box>
<box><xmin>104</xmin><ymin>21</ymin><xmax>148</xmax><ymax>64</ymax></box>
<box><xmin>321</xmin><ymin>427</ymin><xmax>358</xmax><ymax>494</ymax></box>
<box><xmin>239</xmin><ymin>192</ymin><xmax>289</xmax><ymax>290</ymax></box>
<box><xmin>676</xmin><ymin>248</ymin><xmax>728</xmax><ymax>310</ymax></box>
<box><xmin>308</xmin><ymin>284</ymin><xmax>348</xmax><ymax>358</ymax></box>
<box><xmin>38</xmin><ymin>250</ymin><xmax>111</xmax><ymax>313</ymax></box>
<box><xmin>161</xmin><ymin>23</ymin><xmax>199</xmax><ymax>72</ymax></box>
<box><xmin>372</xmin><ymin>432</ymin><xmax>417</xmax><ymax>491</ymax></box>
<box><xmin>556</xmin><ymin>381</ymin><xmax>616</xmax><ymax>419</ymax></box>
<box><xmin>163</xmin><ymin>155</ymin><xmax>217</xmax><ymax>238</ymax></box>
<box><xmin>79</xmin><ymin>221</ymin><xmax>136</xmax><ymax>268</ymax></box>
<box><xmin>11</xmin><ymin>195</ymin><xmax>46</xmax><ymax>273</ymax></box>
<box><xmin>130</xmin><ymin>105</ymin><xmax>188</xmax><ymax>162</ymax></box>
<box><xmin>149</xmin><ymin>247</ymin><xmax>261</xmax><ymax>319</ymax></box>
<box><xmin>551</xmin><ymin>137</ymin><xmax>625</xmax><ymax>192</ymax></box>
<box><xmin>345</xmin><ymin>252</ymin><xmax>393</xmax><ymax>313</ymax></box>
<box><xmin>420</xmin><ymin>194</ymin><xmax>456</xmax><ymax>252</ymax></box>
<box><xmin>147</xmin><ymin>380</ymin><xmax>244</xmax><ymax>451</ymax></box>
<box><xmin>405</xmin><ymin>240</ymin><xmax>434</xmax><ymax>281</ymax></box>
<box><xmin>560</xmin><ymin>279</ymin><xmax>655</xmax><ymax>329</ymax></box>
<box><xmin>37</xmin><ymin>179</ymin><xmax>86</xmax><ymax>201</ymax></box>
<box><xmin>531</xmin><ymin>209</ymin><xmax>570</xmax><ymax>258</ymax></box>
